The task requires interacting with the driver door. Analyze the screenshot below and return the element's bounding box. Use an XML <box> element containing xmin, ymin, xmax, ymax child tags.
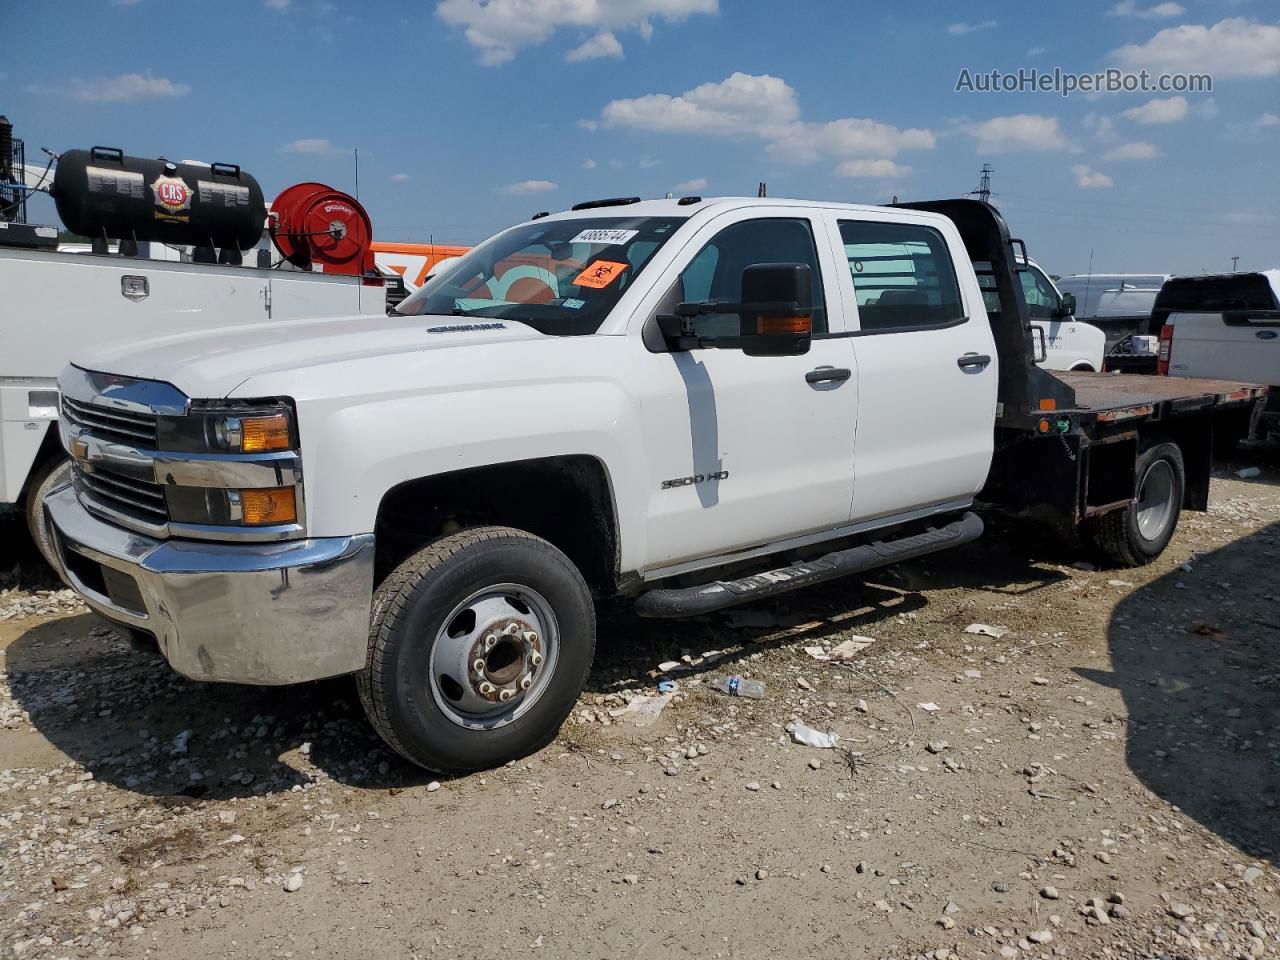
<box><xmin>628</xmin><ymin>210</ymin><xmax>858</xmax><ymax>575</ymax></box>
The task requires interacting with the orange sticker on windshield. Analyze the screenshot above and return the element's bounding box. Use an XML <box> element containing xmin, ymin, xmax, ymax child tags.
<box><xmin>573</xmin><ymin>260</ymin><xmax>628</xmax><ymax>289</ymax></box>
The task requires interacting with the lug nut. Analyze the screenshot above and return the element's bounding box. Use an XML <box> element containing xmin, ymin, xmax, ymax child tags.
<box><xmin>479</xmin><ymin>681</ymin><xmax>495</xmax><ymax>695</ymax></box>
<box><xmin>499</xmin><ymin>688</ymin><xmax>515</xmax><ymax>702</ymax></box>
<box><xmin>484</xmin><ymin>634</ymin><xmax>497</xmax><ymax>649</ymax></box>
<box><xmin>523</xmin><ymin>630</ymin><xmax>539</xmax><ymax>644</ymax></box>
<box><xmin>503</xmin><ymin>623</ymin><xmax>521</xmax><ymax>636</ymax></box>
<box><xmin>530</xmin><ymin>651</ymin><xmax>544</xmax><ymax>667</ymax></box>
<box><xmin>519</xmin><ymin>676</ymin><xmax>532</xmax><ymax>690</ymax></box>
<box><xmin>473</xmin><ymin>659</ymin><xmax>486</xmax><ymax>675</ymax></box>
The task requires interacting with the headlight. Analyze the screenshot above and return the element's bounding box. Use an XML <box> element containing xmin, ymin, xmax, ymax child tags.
<box><xmin>156</xmin><ymin>401</ymin><xmax>295</xmax><ymax>454</ymax></box>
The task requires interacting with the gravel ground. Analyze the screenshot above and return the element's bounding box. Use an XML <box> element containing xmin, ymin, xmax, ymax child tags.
<box><xmin>1</xmin><ymin>447</ymin><xmax>1277</xmax><ymax>960</ymax></box>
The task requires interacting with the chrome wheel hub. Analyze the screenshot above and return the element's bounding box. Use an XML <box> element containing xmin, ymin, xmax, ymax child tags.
<box><xmin>1136</xmin><ymin>459</ymin><xmax>1175</xmax><ymax>541</ymax></box>
<box><xmin>429</xmin><ymin>584</ymin><xmax>558</xmax><ymax>729</ymax></box>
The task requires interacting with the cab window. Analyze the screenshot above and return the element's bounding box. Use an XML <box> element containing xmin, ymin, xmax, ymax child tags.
<box><xmin>674</xmin><ymin>218</ymin><xmax>827</xmax><ymax>337</ymax></box>
<box><xmin>839</xmin><ymin>220</ymin><xmax>965</xmax><ymax>333</ymax></box>
<box><xmin>1020</xmin><ymin>265</ymin><xmax>1060</xmax><ymax>320</ymax></box>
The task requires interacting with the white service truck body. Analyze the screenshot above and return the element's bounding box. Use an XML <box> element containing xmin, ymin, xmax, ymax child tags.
<box><xmin>0</xmin><ymin>246</ymin><xmax>386</xmax><ymax>521</ymax></box>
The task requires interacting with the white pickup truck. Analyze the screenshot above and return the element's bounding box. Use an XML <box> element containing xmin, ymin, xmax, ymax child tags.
<box><xmin>1154</xmin><ymin>270</ymin><xmax>1280</xmax><ymax>444</ymax></box>
<box><xmin>43</xmin><ymin>196</ymin><xmax>1266</xmax><ymax>774</ymax></box>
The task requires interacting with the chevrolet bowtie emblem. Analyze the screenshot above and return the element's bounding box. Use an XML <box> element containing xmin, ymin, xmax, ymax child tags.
<box><xmin>70</xmin><ymin>436</ymin><xmax>88</xmax><ymax>460</ymax></box>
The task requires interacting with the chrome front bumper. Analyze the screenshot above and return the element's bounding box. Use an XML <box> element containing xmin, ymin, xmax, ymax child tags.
<box><xmin>45</xmin><ymin>484</ymin><xmax>375</xmax><ymax>685</ymax></box>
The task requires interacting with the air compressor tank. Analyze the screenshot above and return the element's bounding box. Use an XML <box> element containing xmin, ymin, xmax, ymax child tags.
<box><xmin>52</xmin><ymin>147</ymin><xmax>266</xmax><ymax>252</ymax></box>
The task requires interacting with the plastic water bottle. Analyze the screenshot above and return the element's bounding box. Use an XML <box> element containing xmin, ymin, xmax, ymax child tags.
<box><xmin>711</xmin><ymin>675</ymin><xmax>766</xmax><ymax>699</ymax></box>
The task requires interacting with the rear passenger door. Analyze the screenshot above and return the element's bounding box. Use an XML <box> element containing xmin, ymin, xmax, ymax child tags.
<box><xmin>826</xmin><ymin>214</ymin><xmax>998</xmax><ymax>523</ymax></box>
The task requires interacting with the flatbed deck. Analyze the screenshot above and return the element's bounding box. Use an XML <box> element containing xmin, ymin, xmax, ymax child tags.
<box><xmin>1052</xmin><ymin>370</ymin><xmax>1266</xmax><ymax>422</ymax></box>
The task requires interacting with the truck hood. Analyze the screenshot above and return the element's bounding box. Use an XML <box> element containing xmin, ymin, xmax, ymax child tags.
<box><xmin>75</xmin><ymin>314</ymin><xmax>547</xmax><ymax>399</ymax></box>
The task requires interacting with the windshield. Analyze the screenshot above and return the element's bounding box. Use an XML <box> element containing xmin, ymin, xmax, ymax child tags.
<box><xmin>395</xmin><ymin>216</ymin><xmax>685</xmax><ymax>335</ymax></box>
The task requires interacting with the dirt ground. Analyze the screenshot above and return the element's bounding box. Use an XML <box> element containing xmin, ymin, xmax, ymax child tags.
<box><xmin>2</xmin><ymin>446</ymin><xmax>1278</xmax><ymax>960</ymax></box>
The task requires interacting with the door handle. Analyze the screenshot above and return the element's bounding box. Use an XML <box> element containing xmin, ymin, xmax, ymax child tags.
<box><xmin>956</xmin><ymin>353</ymin><xmax>992</xmax><ymax>369</ymax></box>
<box><xmin>805</xmin><ymin>367</ymin><xmax>852</xmax><ymax>385</ymax></box>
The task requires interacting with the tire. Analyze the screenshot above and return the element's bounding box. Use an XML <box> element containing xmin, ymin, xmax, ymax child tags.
<box><xmin>358</xmin><ymin>526</ymin><xmax>596</xmax><ymax>775</ymax></box>
<box><xmin>24</xmin><ymin>455</ymin><xmax>72</xmax><ymax>571</ymax></box>
<box><xmin>1085</xmin><ymin>441</ymin><xmax>1184</xmax><ymax>567</ymax></box>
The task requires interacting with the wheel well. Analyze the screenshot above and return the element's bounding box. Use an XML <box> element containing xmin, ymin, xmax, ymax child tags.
<box><xmin>373</xmin><ymin>456</ymin><xmax>619</xmax><ymax>594</ymax></box>
<box><xmin>16</xmin><ymin>424</ymin><xmax>67</xmax><ymax>508</ymax></box>
<box><xmin>1070</xmin><ymin>363</ymin><xmax>1095</xmax><ymax>372</ymax></box>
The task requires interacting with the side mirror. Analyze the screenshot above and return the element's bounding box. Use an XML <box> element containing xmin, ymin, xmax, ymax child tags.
<box><xmin>1057</xmin><ymin>292</ymin><xmax>1077</xmax><ymax>319</ymax></box>
<box><xmin>740</xmin><ymin>262</ymin><xmax>813</xmax><ymax>357</ymax></box>
<box><xmin>656</xmin><ymin>262</ymin><xmax>813</xmax><ymax>356</ymax></box>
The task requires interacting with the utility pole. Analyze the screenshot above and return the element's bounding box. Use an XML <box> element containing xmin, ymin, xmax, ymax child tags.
<box><xmin>971</xmin><ymin>163</ymin><xmax>993</xmax><ymax>204</ymax></box>
<box><xmin>1231</xmin><ymin>255</ymin><xmax>1240</xmax><ymax>272</ymax></box>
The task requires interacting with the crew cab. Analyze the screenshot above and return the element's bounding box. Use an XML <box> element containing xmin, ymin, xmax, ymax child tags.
<box><xmin>43</xmin><ymin>197</ymin><xmax>1266</xmax><ymax>774</ymax></box>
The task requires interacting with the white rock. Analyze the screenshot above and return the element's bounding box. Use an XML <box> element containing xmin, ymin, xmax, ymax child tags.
<box><xmin>284</xmin><ymin>873</ymin><xmax>303</xmax><ymax>892</ymax></box>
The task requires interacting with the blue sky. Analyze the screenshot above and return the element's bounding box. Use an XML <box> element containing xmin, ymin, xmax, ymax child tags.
<box><xmin>5</xmin><ymin>0</ymin><xmax>1279</xmax><ymax>275</ymax></box>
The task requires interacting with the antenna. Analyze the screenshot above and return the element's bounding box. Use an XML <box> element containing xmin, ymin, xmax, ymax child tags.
<box><xmin>1082</xmin><ymin>248</ymin><xmax>1095</xmax><ymax>320</ymax></box>
<box><xmin>970</xmin><ymin>163</ymin><xmax>993</xmax><ymax>204</ymax></box>
<box><xmin>353</xmin><ymin>148</ymin><xmax>359</xmax><ymax>201</ymax></box>
<box><xmin>1231</xmin><ymin>255</ymin><xmax>1240</xmax><ymax>273</ymax></box>
<box><xmin>757</xmin><ymin>181</ymin><xmax>767</xmax><ymax>198</ymax></box>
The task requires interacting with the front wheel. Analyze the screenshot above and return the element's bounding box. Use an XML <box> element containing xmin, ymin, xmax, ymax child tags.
<box><xmin>24</xmin><ymin>455</ymin><xmax>72</xmax><ymax>571</ymax></box>
<box><xmin>358</xmin><ymin>526</ymin><xmax>596</xmax><ymax>775</ymax></box>
<box><xmin>1085</xmin><ymin>441</ymin><xmax>1185</xmax><ymax>567</ymax></box>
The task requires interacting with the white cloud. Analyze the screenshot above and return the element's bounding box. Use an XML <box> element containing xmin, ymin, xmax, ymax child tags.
<box><xmin>1111</xmin><ymin>17</ymin><xmax>1280</xmax><ymax>78</ymax></box>
<box><xmin>436</xmin><ymin>0</ymin><xmax>717</xmax><ymax>65</ymax></box>
<box><xmin>602</xmin><ymin>72</ymin><xmax>799</xmax><ymax>135</ymax></box>
<box><xmin>675</xmin><ymin>177</ymin><xmax>707</xmax><ymax>190</ymax></box>
<box><xmin>582</xmin><ymin>158</ymin><xmax>598</xmax><ymax>169</ymax></box>
<box><xmin>966</xmin><ymin>114</ymin><xmax>1068</xmax><ymax>153</ymax></box>
<box><xmin>1073</xmin><ymin>164</ymin><xmax>1114</xmax><ymax>189</ymax></box>
<box><xmin>281</xmin><ymin>138</ymin><xmax>343</xmax><ymax>155</ymax></box>
<box><xmin>389</xmin><ymin>173</ymin><xmax>411</xmax><ymax>182</ymax></box>
<box><xmin>1026</xmin><ymin>46</ymin><xmax>1047</xmax><ymax>56</ymax></box>
<box><xmin>1109</xmin><ymin>1</ymin><xmax>1184</xmax><ymax>18</ymax></box>
<box><xmin>1256</xmin><ymin>112</ymin><xmax>1280</xmax><ymax>128</ymax></box>
<box><xmin>565</xmin><ymin>30</ymin><xmax>623</xmax><ymax>61</ymax></box>
<box><xmin>38</xmin><ymin>71</ymin><xmax>190</xmax><ymax>102</ymax></box>
<box><xmin>947</xmin><ymin>19</ymin><xmax>996</xmax><ymax>34</ymax></box>
<box><xmin>834</xmin><ymin>159</ymin><xmax>911</xmax><ymax>179</ymax></box>
<box><xmin>500</xmin><ymin>179</ymin><xmax>557</xmax><ymax>195</ymax></box>
<box><xmin>1103</xmin><ymin>141</ymin><xmax>1160</xmax><ymax>161</ymax></box>
<box><xmin>599</xmin><ymin>72</ymin><xmax>934</xmax><ymax>175</ymax></box>
<box><xmin>1122</xmin><ymin>95</ymin><xmax>1189</xmax><ymax>124</ymax></box>
<box><xmin>1083</xmin><ymin>112</ymin><xmax>1120</xmax><ymax>143</ymax></box>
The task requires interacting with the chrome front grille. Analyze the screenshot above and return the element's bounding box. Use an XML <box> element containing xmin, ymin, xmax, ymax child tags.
<box><xmin>62</xmin><ymin>395</ymin><xmax>159</xmax><ymax>448</ymax></box>
<box><xmin>72</xmin><ymin>463</ymin><xmax>169</xmax><ymax>530</ymax></box>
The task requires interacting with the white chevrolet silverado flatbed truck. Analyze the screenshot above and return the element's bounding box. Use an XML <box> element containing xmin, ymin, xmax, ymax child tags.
<box><xmin>42</xmin><ymin>196</ymin><xmax>1267</xmax><ymax>773</ymax></box>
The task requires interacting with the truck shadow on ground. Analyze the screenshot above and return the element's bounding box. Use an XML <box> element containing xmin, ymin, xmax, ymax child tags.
<box><xmin>1080</xmin><ymin>519</ymin><xmax>1280</xmax><ymax>864</ymax></box>
<box><xmin>4</xmin><ymin>517</ymin><xmax>1074</xmax><ymax>801</ymax></box>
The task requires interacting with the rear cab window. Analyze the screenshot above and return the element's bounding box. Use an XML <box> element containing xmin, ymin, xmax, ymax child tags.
<box><xmin>837</xmin><ymin>220</ymin><xmax>965</xmax><ymax>333</ymax></box>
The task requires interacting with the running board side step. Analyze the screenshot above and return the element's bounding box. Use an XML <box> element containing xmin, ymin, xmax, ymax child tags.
<box><xmin>634</xmin><ymin>512</ymin><xmax>984</xmax><ymax>619</ymax></box>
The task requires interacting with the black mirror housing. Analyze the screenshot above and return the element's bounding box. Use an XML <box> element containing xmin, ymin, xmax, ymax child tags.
<box><xmin>1058</xmin><ymin>291</ymin><xmax>1077</xmax><ymax>318</ymax></box>
<box><xmin>739</xmin><ymin>262</ymin><xmax>813</xmax><ymax>357</ymax></box>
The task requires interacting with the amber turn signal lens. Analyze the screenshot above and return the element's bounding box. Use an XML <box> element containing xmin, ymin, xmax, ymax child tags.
<box><xmin>758</xmin><ymin>314</ymin><xmax>812</xmax><ymax>335</ymax></box>
<box><xmin>240</xmin><ymin>413</ymin><xmax>291</xmax><ymax>453</ymax></box>
<box><xmin>239</xmin><ymin>487</ymin><xmax>296</xmax><ymax>526</ymax></box>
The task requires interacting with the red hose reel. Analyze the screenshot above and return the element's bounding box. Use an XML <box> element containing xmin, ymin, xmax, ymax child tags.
<box><xmin>269</xmin><ymin>182</ymin><xmax>375</xmax><ymax>277</ymax></box>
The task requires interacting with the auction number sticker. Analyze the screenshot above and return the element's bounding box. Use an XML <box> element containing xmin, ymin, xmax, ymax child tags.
<box><xmin>573</xmin><ymin>260</ymin><xmax>629</xmax><ymax>289</ymax></box>
<box><xmin>570</xmin><ymin>228</ymin><xmax>638</xmax><ymax>245</ymax></box>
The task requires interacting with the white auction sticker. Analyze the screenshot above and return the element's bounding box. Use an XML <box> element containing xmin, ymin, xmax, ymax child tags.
<box><xmin>570</xmin><ymin>228</ymin><xmax>638</xmax><ymax>246</ymax></box>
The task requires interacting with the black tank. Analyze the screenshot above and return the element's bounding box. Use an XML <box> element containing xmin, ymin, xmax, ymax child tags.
<box><xmin>52</xmin><ymin>147</ymin><xmax>266</xmax><ymax>250</ymax></box>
